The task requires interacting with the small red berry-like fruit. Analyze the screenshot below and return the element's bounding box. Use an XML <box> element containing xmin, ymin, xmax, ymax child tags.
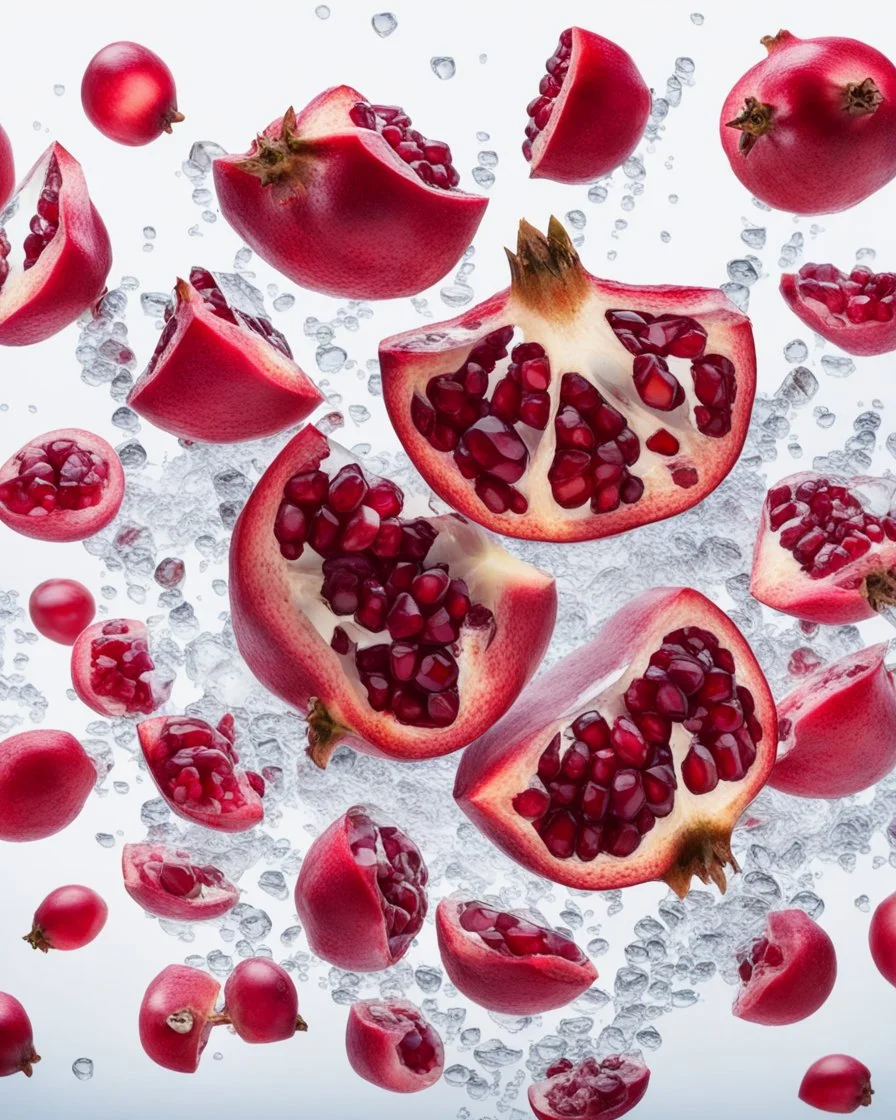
<box><xmin>0</xmin><ymin>993</ymin><xmax>39</xmax><ymax>1077</ymax></box>
<box><xmin>81</xmin><ymin>42</ymin><xmax>183</xmax><ymax>146</ymax></box>
<box><xmin>28</xmin><ymin>579</ymin><xmax>95</xmax><ymax>644</ymax></box>
<box><xmin>224</xmin><ymin>959</ymin><xmax>307</xmax><ymax>1044</ymax></box>
<box><xmin>869</xmin><ymin>891</ymin><xmax>896</xmax><ymax>988</ymax></box>
<box><xmin>0</xmin><ymin>730</ymin><xmax>95</xmax><ymax>841</ymax></box>
<box><xmin>139</xmin><ymin>965</ymin><xmax>224</xmax><ymax>1073</ymax></box>
<box><xmin>24</xmin><ymin>885</ymin><xmax>108</xmax><ymax>952</ymax></box>
<box><xmin>799</xmin><ymin>1055</ymin><xmax>874</xmax><ymax>1113</ymax></box>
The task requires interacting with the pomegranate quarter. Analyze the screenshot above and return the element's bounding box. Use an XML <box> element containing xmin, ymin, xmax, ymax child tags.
<box><xmin>122</xmin><ymin>843</ymin><xmax>240</xmax><ymax>921</ymax></box>
<box><xmin>781</xmin><ymin>262</ymin><xmax>896</xmax><ymax>357</ymax></box>
<box><xmin>455</xmin><ymin>588</ymin><xmax>776</xmax><ymax>896</ymax></box>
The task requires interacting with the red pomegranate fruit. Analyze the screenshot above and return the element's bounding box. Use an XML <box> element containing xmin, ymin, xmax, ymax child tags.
<box><xmin>0</xmin><ymin>993</ymin><xmax>39</xmax><ymax>1078</ymax></box>
<box><xmin>139</xmin><ymin>965</ymin><xmax>223</xmax><ymax>1073</ymax></box>
<box><xmin>751</xmin><ymin>471</ymin><xmax>896</xmax><ymax>624</ymax></box>
<box><xmin>720</xmin><ymin>31</ymin><xmax>896</xmax><ymax>214</ymax></box>
<box><xmin>0</xmin><ymin>125</ymin><xmax>13</xmax><ymax>208</ymax></box>
<box><xmin>455</xmin><ymin>587</ymin><xmax>776</xmax><ymax>896</ymax></box>
<box><xmin>229</xmin><ymin>425</ymin><xmax>556</xmax><ymax>765</ymax></box>
<box><xmin>295</xmin><ymin>805</ymin><xmax>427</xmax><ymax>972</ymax></box>
<box><xmin>781</xmin><ymin>263</ymin><xmax>896</xmax><ymax>356</ymax></box>
<box><xmin>380</xmin><ymin>218</ymin><xmax>756</xmax><ymax>542</ymax></box>
<box><xmin>0</xmin><ymin>428</ymin><xmax>124</xmax><ymax>542</ymax></box>
<box><xmin>29</xmin><ymin>578</ymin><xmax>95</xmax><ymax>644</ymax></box>
<box><xmin>71</xmin><ymin>618</ymin><xmax>173</xmax><ymax>717</ymax></box>
<box><xmin>24</xmin><ymin>884</ymin><xmax>107</xmax><ymax>952</ymax></box>
<box><xmin>523</xmin><ymin>28</ymin><xmax>650</xmax><ymax>183</ymax></box>
<box><xmin>0</xmin><ymin>143</ymin><xmax>112</xmax><ymax>345</ymax></box>
<box><xmin>771</xmin><ymin>645</ymin><xmax>896</xmax><ymax>798</ymax></box>
<box><xmin>0</xmin><ymin>730</ymin><xmax>95</xmax><ymax>841</ymax></box>
<box><xmin>528</xmin><ymin>1055</ymin><xmax>650</xmax><ymax>1120</ymax></box>
<box><xmin>869</xmin><ymin>892</ymin><xmax>896</xmax><ymax>988</ymax></box>
<box><xmin>81</xmin><ymin>41</ymin><xmax>183</xmax><ymax>146</ymax></box>
<box><xmin>733</xmin><ymin>909</ymin><xmax>837</xmax><ymax>1026</ymax></box>
<box><xmin>435</xmin><ymin>897</ymin><xmax>597</xmax><ymax>1014</ymax></box>
<box><xmin>799</xmin><ymin>1055</ymin><xmax>874</xmax><ymax>1114</ymax></box>
<box><xmin>122</xmin><ymin>842</ymin><xmax>240</xmax><ymax>921</ymax></box>
<box><xmin>137</xmin><ymin>714</ymin><xmax>264</xmax><ymax>833</ymax></box>
<box><xmin>213</xmin><ymin>86</ymin><xmax>487</xmax><ymax>300</ymax></box>
<box><xmin>224</xmin><ymin>959</ymin><xmax>307</xmax><ymax>1044</ymax></box>
<box><xmin>129</xmin><ymin>268</ymin><xmax>323</xmax><ymax>443</ymax></box>
<box><xmin>345</xmin><ymin>999</ymin><xmax>444</xmax><ymax>1094</ymax></box>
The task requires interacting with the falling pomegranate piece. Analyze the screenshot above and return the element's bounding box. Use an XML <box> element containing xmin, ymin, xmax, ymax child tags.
<box><xmin>138</xmin><ymin>964</ymin><xmax>223</xmax><ymax>1073</ymax></box>
<box><xmin>122</xmin><ymin>842</ymin><xmax>240</xmax><ymax>921</ymax></box>
<box><xmin>381</xmin><ymin>217</ymin><xmax>756</xmax><ymax>542</ymax></box>
<box><xmin>523</xmin><ymin>27</ymin><xmax>650</xmax><ymax>183</ymax></box>
<box><xmin>71</xmin><ymin>618</ymin><xmax>173</xmax><ymax>717</ymax></box>
<box><xmin>869</xmin><ymin>892</ymin><xmax>896</xmax><ymax>988</ymax></box>
<box><xmin>0</xmin><ymin>125</ymin><xmax>13</xmax><ymax>208</ymax></box>
<box><xmin>23</xmin><ymin>884</ymin><xmax>107</xmax><ymax>952</ymax></box>
<box><xmin>81</xmin><ymin>41</ymin><xmax>183</xmax><ymax>146</ymax></box>
<box><xmin>28</xmin><ymin>578</ymin><xmax>95</xmax><ymax>644</ymax></box>
<box><xmin>129</xmin><ymin>268</ymin><xmax>323</xmax><ymax>442</ymax></box>
<box><xmin>455</xmin><ymin>587</ymin><xmax>776</xmax><ymax>896</ymax></box>
<box><xmin>781</xmin><ymin>262</ymin><xmax>896</xmax><ymax>356</ymax></box>
<box><xmin>528</xmin><ymin>1054</ymin><xmax>650</xmax><ymax>1120</ymax></box>
<box><xmin>213</xmin><ymin>86</ymin><xmax>487</xmax><ymax>299</ymax></box>
<box><xmin>229</xmin><ymin>424</ymin><xmax>556</xmax><ymax>764</ymax></box>
<box><xmin>345</xmin><ymin>999</ymin><xmax>444</xmax><ymax>1094</ymax></box>
<box><xmin>224</xmin><ymin>959</ymin><xmax>307</xmax><ymax>1044</ymax></box>
<box><xmin>0</xmin><ymin>144</ymin><xmax>111</xmax><ymax>345</ymax></box>
<box><xmin>799</xmin><ymin>1055</ymin><xmax>874</xmax><ymax>1114</ymax></box>
<box><xmin>0</xmin><ymin>730</ymin><xmax>95</xmax><ymax>842</ymax></box>
<box><xmin>0</xmin><ymin>993</ymin><xmax>39</xmax><ymax>1078</ymax></box>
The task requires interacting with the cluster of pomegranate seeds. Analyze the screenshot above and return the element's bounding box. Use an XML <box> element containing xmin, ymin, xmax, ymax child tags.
<box><xmin>151</xmin><ymin>716</ymin><xmax>264</xmax><ymax>818</ymax></box>
<box><xmin>366</xmin><ymin>1003</ymin><xmax>442</xmax><ymax>1074</ymax></box>
<box><xmin>767</xmin><ymin>477</ymin><xmax>896</xmax><ymax>578</ymax></box>
<box><xmin>347</xmin><ymin>807</ymin><xmax>428</xmax><ymax>960</ymax></box>
<box><xmin>458</xmin><ymin>902</ymin><xmax>586</xmax><ymax>963</ymax></box>
<box><xmin>0</xmin><ymin>155</ymin><xmax>62</xmax><ymax>288</ymax></box>
<box><xmin>522</xmin><ymin>28</ymin><xmax>572</xmax><ymax>161</ymax></box>
<box><xmin>737</xmin><ymin>935</ymin><xmax>784</xmax><ymax>983</ymax></box>
<box><xmin>349</xmin><ymin>101</ymin><xmax>461</xmax><ymax>190</ymax></box>
<box><xmin>513</xmin><ymin>626</ymin><xmax>762</xmax><ymax>861</ymax></box>
<box><xmin>89</xmin><ymin>620</ymin><xmax>172</xmax><ymax>714</ymax></box>
<box><xmin>140</xmin><ymin>857</ymin><xmax>225</xmax><ymax>899</ymax></box>
<box><xmin>796</xmin><ymin>262</ymin><xmax>896</xmax><ymax>324</ymax></box>
<box><xmin>0</xmin><ymin>437</ymin><xmax>110</xmax><ymax>515</ymax></box>
<box><xmin>188</xmin><ymin>266</ymin><xmax>292</xmax><ymax>357</ymax></box>
<box><xmin>543</xmin><ymin>1055</ymin><xmax>640</xmax><ymax>1114</ymax></box>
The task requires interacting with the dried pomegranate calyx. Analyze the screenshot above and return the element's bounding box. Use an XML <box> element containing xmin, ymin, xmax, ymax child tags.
<box><xmin>505</xmin><ymin>216</ymin><xmax>590</xmax><ymax>316</ymax></box>
<box><xmin>235</xmin><ymin>107</ymin><xmax>316</xmax><ymax>188</ymax></box>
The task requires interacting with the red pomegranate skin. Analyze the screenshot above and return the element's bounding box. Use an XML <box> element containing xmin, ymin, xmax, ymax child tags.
<box><xmin>122</xmin><ymin>843</ymin><xmax>240</xmax><ymax>921</ymax></box>
<box><xmin>780</xmin><ymin>264</ymin><xmax>896</xmax><ymax>357</ymax></box>
<box><xmin>799</xmin><ymin>1054</ymin><xmax>874</xmax><ymax>1113</ymax></box>
<box><xmin>345</xmin><ymin>999</ymin><xmax>444</xmax><ymax>1093</ymax></box>
<box><xmin>81</xmin><ymin>41</ymin><xmax>182</xmax><ymax>147</ymax></box>
<box><xmin>0</xmin><ymin>730</ymin><xmax>95</xmax><ymax>842</ymax></box>
<box><xmin>138</xmin><ymin>964</ymin><xmax>221</xmax><ymax>1073</ymax></box>
<box><xmin>0</xmin><ymin>992</ymin><xmax>39</xmax><ymax>1078</ymax></box>
<box><xmin>28</xmin><ymin>578</ymin><xmax>96</xmax><ymax>644</ymax></box>
<box><xmin>0</xmin><ymin>125</ymin><xmax>13</xmax><ymax>208</ymax></box>
<box><xmin>528</xmin><ymin>1055</ymin><xmax>650</xmax><ymax>1120</ymax></box>
<box><xmin>869</xmin><ymin>892</ymin><xmax>896</xmax><ymax>988</ymax></box>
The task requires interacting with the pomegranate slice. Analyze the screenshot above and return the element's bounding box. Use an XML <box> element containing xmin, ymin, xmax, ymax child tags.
<box><xmin>781</xmin><ymin>262</ymin><xmax>896</xmax><ymax>356</ymax></box>
<box><xmin>381</xmin><ymin>218</ymin><xmax>756</xmax><ymax>542</ymax></box>
<box><xmin>129</xmin><ymin>268</ymin><xmax>323</xmax><ymax>443</ymax></box>
<box><xmin>139</xmin><ymin>964</ymin><xmax>223</xmax><ymax>1073</ymax></box>
<box><xmin>524</xmin><ymin>28</ymin><xmax>650</xmax><ymax>183</ymax></box>
<box><xmin>71</xmin><ymin>618</ymin><xmax>173</xmax><ymax>717</ymax></box>
<box><xmin>751</xmin><ymin>470</ymin><xmax>896</xmax><ymax>624</ymax></box>
<box><xmin>435</xmin><ymin>897</ymin><xmax>596</xmax><ymax>1014</ymax></box>
<box><xmin>0</xmin><ymin>428</ymin><xmax>124</xmax><ymax>543</ymax></box>
<box><xmin>137</xmin><ymin>714</ymin><xmax>265</xmax><ymax>833</ymax></box>
<box><xmin>229</xmin><ymin>424</ymin><xmax>556</xmax><ymax>765</ymax></box>
<box><xmin>0</xmin><ymin>143</ymin><xmax>111</xmax><ymax>345</ymax></box>
<box><xmin>122</xmin><ymin>842</ymin><xmax>240</xmax><ymax>921</ymax></box>
<box><xmin>528</xmin><ymin>1055</ymin><xmax>650</xmax><ymax>1120</ymax></box>
<box><xmin>345</xmin><ymin>1000</ymin><xmax>444</xmax><ymax>1094</ymax></box>
<box><xmin>213</xmin><ymin>86</ymin><xmax>487</xmax><ymax>300</ymax></box>
<box><xmin>0</xmin><ymin>125</ymin><xmax>13</xmax><ymax>209</ymax></box>
<box><xmin>455</xmin><ymin>587</ymin><xmax>776</xmax><ymax>896</ymax></box>
<box><xmin>294</xmin><ymin>805</ymin><xmax>427</xmax><ymax>972</ymax></box>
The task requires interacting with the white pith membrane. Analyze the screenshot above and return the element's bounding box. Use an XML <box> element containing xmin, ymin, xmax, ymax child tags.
<box><xmin>359</xmin><ymin>1001</ymin><xmax>443</xmax><ymax>1076</ymax></box>
<box><xmin>0</xmin><ymin>146</ymin><xmax>63</xmax><ymax>308</ymax></box>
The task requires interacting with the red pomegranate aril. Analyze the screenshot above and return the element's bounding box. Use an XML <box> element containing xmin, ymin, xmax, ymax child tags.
<box><xmin>646</xmin><ymin>429</ymin><xmax>680</xmax><ymax>456</ymax></box>
<box><xmin>329</xmin><ymin>464</ymin><xmax>367</xmax><ymax>512</ymax></box>
<box><xmin>415</xmin><ymin>650</ymin><xmax>458</xmax><ymax>692</ymax></box>
<box><xmin>341</xmin><ymin>506</ymin><xmax>380</xmax><ymax>552</ymax></box>
<box><xmin>513</xmin><ymin>787</ymin><xmax>551</xmax><ymax>819</ymax></box>
<box><xmin>633</xmin><ymin>354</ymin><xmax>685</xmax><ymax>411</ymax></box>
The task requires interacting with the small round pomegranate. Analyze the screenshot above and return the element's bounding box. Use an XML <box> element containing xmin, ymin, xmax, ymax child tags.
<box><xmin>24</xmin><ymin>884</ymin><xmax>107</xmax><ymax>952</ymax></box>
<box><xmin>345</xmin><ymin>1000</ymin><xmax>443</xmax><ymax>1093</ymax></box>
<box><xmin>528</xmin><ymin>1055</ymin><xmax>650</xmax><ymax>1120</ymax></box>
<box><xmin>0</xmin><ymin>993</ymin><xmax>39</xmax><ymax>1078</ymax></box>
<box><xmin>733</xmin><ymin>909</ymin><xmax>837</xmax><ymax>1026</ymax></box>
<box><xmin>224</xmin><ymin>959</ymin><xmax>307</xmax><ymax>1044</ymax></box>
<box><xmin>71</xmin><ymin>618</ymin><xmax>173</xmax><ymax>717</ymax></box>
<box><xmin>122</xmin><ymin>843</ymin><xmax>240</xmax><ymax>921</ymax></box>
<box><xmin>869</xmin><ymin>892</ymin><xmax>896</xmax><ymax>988</ymax></box>
<box><xmin>799</xmin><ymin>1055</ymin><xmax>874</xmax><ymax>1113</ymax></box>
<box><xmin>28</xmin><ymin>579</ymin><xmax>96</xmax><ymax>645</ymax></box>
<box><xmin>0</xmin><ymin>729</ymin><xmax>95</xmax><ymax>842</ymax></box>
<box><xmin>139</xmin><ymin>965</ymin><xmax>223</xmax><ymax>1073</ymax></box>
<box><xmin>81</xmin><ymin>41</ymin><xmax>183</xmax><ymax>146</ymax></box>
<box><xmin>781</xmin><ymin>262</ymin><xmax>896</xmax><ymax>356</ymax></box>
<box><xmin>0</xmin><ymin>124</ymin><xmax>14</xmax><ymax>208</ymax></box>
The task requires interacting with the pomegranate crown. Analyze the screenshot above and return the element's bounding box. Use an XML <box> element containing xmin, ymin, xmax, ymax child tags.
<box><xmin>505</xmin><ymin>216</ymin><xmax>589</xmax><ymax>314</ymax></box>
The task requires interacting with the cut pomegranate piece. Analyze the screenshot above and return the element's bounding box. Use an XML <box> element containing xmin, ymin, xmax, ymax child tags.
<box><xmin>781</xmin><ymin>262</ymin><xmax>896</xmax><ymax>356</ymax></box>
<box><xmin>381</xmin><ymin>218</ymin><xmax>756</xmax><ymax>542</ymax></box>
<box><xmin>71</xmin><ymin>618</ymin><xmax>173</xmax><ymax>717</ymax></box>
<box><xmin>435</xmin><ymin>897</ymin><xmax>596</xmax><ymax>1014</ymax></box>
<box><xmin>524</xmin><ymin>28</ymin><xmax>650</xmax><ymax>184</ymax></box>
<box><xmin>0</xmin><ymin>428</ymin><xmax>124</xmax><ymax>543</ymax></box>
<box><xmin>799</xmin><ymin>1055</ymin><xmax>874</xmax><ymax>1114</ymax></box>
<box><xmin>0</xmin><ymin>125</ymin><xmax>13</xmax><ymax>209</ymax></box>
<box><xmin>137</xmin><ymin>714</ymin><xmax>264</xmax><ymax>832</ymax></box>
<box><xmin>122</xmin><ymin>842</ymin><xmax>240</xmax><ymax>921</ymax></box>
<box><xmin>139</xmin><ymin>965</ymin><xmax>223</xmax><ymax>1073</ymax></box>
<box><xmin>229</xmin><ymin>424</ymin><xmax>556</xmax><ymax>765</ymax></box>
<box><xmin>751</xmin><ymin>470</ymin><xmax>896</xmax><ymax>624</ymax></box>
<box><xmin>294</xmin><ymin>805</ymin><xmax>428</xmax><ymax>971</ymax></box>
<box><xmin>528</xmin><ymin>1054</ymin><xmax>650</xmax><ymax>1120</ymax></box>
<box><xmin>213</xmin><ymin>86</ymin><xmax>487</xmax><ymax>300</ymax></box>
<box><xmin>455</xmin><ymin>587</ymin><xmax>776</xmax><ymax>895</ymax></box>
<box><xmin>0</xmin><ymin>143</ymin><xmax>111</xmax><ymax>345</ymax></box>
<box><xmin>345</xmin><ymin>999</ymin><xmax>444</xmax><ymax>1094</ymax></box>
<box><xmin>129</xmin><ymin>268</ymin><xmax>323</xmax><ymax>442</ymax></box>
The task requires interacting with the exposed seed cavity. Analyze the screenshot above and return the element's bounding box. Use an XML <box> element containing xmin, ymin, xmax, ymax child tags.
<box><xmin>522</xmin><ymin>28</ymin><xmax>573</xmax><ymax>162</ymax></box>
<box><xmin>796</xmin><ymin>261</ymin><xmax>896</xmax><ymax>325</ymax></box>
<box><xmin>0</xmin><ymin>436</ymin><xmax>110</xmax><ymax>516</ymax></box>
<box><xmin>458</xmin><ymin>901</ymin><xmax>586</xmax><ymax>962</ymax></box>
<box><xmin>366</xmin><ymin>1002</ymin><xmax>442</xmax><ymax>1074</ymax></box>
<box><xmin>89</xmin><ymin>620</ymin><xmax>171</xmax><ymax>714</ymax></box>
<box><xmin>0</xmin><ymin>154</ymin><xmax>62</xmax><ymax>291</ymax></box>
<box><xmin>350</xmin><ymin>101</ymin><xmax>460</xmax><ymax>190</ymax></box>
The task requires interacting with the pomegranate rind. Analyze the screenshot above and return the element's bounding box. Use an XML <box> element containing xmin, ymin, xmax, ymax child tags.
<box><xmin>869</xmin><ymin>892</ymin><xmax>896</xmax><ymax>988</ymax></box>
<box><xmin>71</xmin><ymin>618</ymin><xmax>170</xmax><ymax>718</ymax></box>
<box><xmin>81</xmin><ymin>42</ymin><xmax>181</xmax><ymax>147</ymax></box>
<box><xmin>454</xmin><ymin>587</ymin><xmax>777</xmax><ymax>895</ymax></box>
<box><xmin>138</xmin><ymin>964</ymin><xmax>220</xmax><ymax>1073</ymax></box>
<box><xmin>528</xmin><ymin>1055</ymin><xmax>650</xmax><ymax>1120</ymax></box>
<box><xmin>435</xmin><ymin>897</ymin><xmax>597</xmax><ymax>1014</ymax></box>
<box><xmin>345</xmin><ymin>999</ymin><xmax>444</xmax><ymax>1093</ymax></box>
<box><xmin>799</xmin><ymin>1054</ymin><xmax>874</xmax><ymax>1113</ymax></box>
<box><xmin>128</xmin><ymin>276</ymin><xmax>323</xmax><ymax>442</ymax></box>
<box><xmin>213</xmin><ymin>85</ymin><xmax>488</xmax><ymax>301</ymax></box>
<box><xmin>0</xmin><ymin>730</ymin><xmax>95</xmax><ymax>842</ymax></box>
<box><xmin>121</xmin><ymin>843</ymin><xmax>240</xmax><ymax>921</ymax></box>
<box><xmin>0</xmin><ymin>126</ymin><xmax>13</xmax><ymax>209</ymax></box>
<box><xmin>224</xmin><ymin>959</ymin><xmax>303</xmax><ymax>1043</ymax></box>
<box><xmin>229</xmin><ymin>424</ymin><xmax>557</xmax><ymax>762</ymax></box>
<box><xmin>0</xmin><ymin>143</ymin><xmax>112</xmax><ymax>346</ymax></box>
<box><xmin>0</xmin><ymin>992</ymin><xmax>39</xmax><ymax>1078</ymax></box>
<box><xmin>780</xmin><ymin>271</ymin><xmax>896</xmax><ymax>357</ymax></box>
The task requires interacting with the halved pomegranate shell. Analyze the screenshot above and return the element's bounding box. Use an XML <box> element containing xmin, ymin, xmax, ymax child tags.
<box><xmin>122</xmin><ymin>842</ymin><xmax>240</xmax><ymax>921</ymax></box>
<box><xmin>0</xmin><ymin>125</ymin><xmax>13</xmax><ymax>209</ymax></box>
<box><xmin>455</xmin><ymin>587</ymin><xmax>777</xmax><ymax>896</ymax></box>
<box><xmin>229</xmin><ymin>424</ymin><xmax>556</xmax><ymax>765</ymax></box>
<box><xmin>345</xmin><ymin>999</ymin><xmax>444</xmax><ymax>1094</ymax></box>
<box><xmin>213</xmin><ymin>86</ymin><xmax>487</xmax><ymax>300</ymax></box>
<box><xmin>381</xmin><ymin>217</ymin><xmax>756</xmax><ymax>542</ymax></box>
<box><xmin>129</xmin><ymin>267</ymin><xmax>323</xmax><ymax>442</ymax></box>
<box><xmin>71</xmin><ymin>618</ymin><xmax>173</xmax><ymax>717</ymax></box>
<box><xmin>528</xmin><ymin>1054</ymin><xmax>650</xmax><ymax>1120</ymax></box>
<box><xmin>0</xmin><ymin>428</ymin><xmax>124</xmax><ymax>542</ymax></box>
<box><xmin>435</xmin><ymin>896</ymin><xmax>596</xmax><ymax>1015</ymax></box>
<box><xmin>781</xmin><ymin>262</ymin><xmax>896</xmax><ymax>356</ymax></box>
<box><xmin>138</xmin><ymin>964</ymin><xmax>222</xmax><ymax>1073</ymax></box>
<box><xmin>0</xmin><ymin>142</ymin><xmax>112</xmax><ymax>345</ymax></box>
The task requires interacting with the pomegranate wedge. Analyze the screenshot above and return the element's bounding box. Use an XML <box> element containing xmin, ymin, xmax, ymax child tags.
<box><xmin>781</xmin><ymin>262</ymin><xmax>896</xmax><ymax>356</ymax></box>
<box><xmin>455</xmin><ymin>587</ymin><xmax>776</xmax><ymax>897</ymax></box>
<box><xmin>529</xmin><ymin>1055</ymin><xmax>650</xmax><ymax>1120</ymax></box>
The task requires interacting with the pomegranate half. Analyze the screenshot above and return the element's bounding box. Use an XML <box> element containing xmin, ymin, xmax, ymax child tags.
<box><xmin>213</xmin><ymin>86</ymin><xmax>487</xmax><ymax>300</ymax></box>
<box><xmin>71</xmin><ymin>618</ymin><xmax>173</xmax><ymax>717</ymax></box>
<box><xmin>455</xmin><ymin>587</ymin><xmax>776</xmax><ymax>896</ymax></box>
<box><xmin>529</xmin><ymin>1055</ymin><xmax>650</xmax><ymax>1120</ymax></box>
<box><xmin>381</xmin><ymin>217</ymin><xmax>756</xmax><ymax>542</ymax></box>
<box><xmin>122</xmin><ymin>842</ymin><xmax>240</xmax><ymax>921</ymax></box>
<box><xmin>345</xmin><ymin>1000</ymin><xmax>444</xmax><ymax>1094</ymax></box>
<box><xmin>229</xmin><ymin>424</ymin><xmax>556</xmax><ymax>765</ymax></box>
<box><xmin>781</xmin><ymin>263</ymin><xmax>896</xmax><ymax>357</ymax></box>
<box><xmin>138</xmin><ymin>964</ymin><xmax>222</xmax><ymax>1073</ymax></box>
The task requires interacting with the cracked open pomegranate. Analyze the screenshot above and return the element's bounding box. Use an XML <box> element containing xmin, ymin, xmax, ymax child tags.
<box><xmin>230</xmin><ymin>425</ymin><xmax>556</xmax><ymax>764</ymax></box>
<box><xmin>129</xmin><ymin>268</ymin><xmax>322</xmax><ymax>442</ymax></box>
<box><xmin>800</xmin><ymin>1055</ymin><xmax>874</xmax><ymax>1114</ymax></box>
<box><xmin>455</xmin><ymin>587</ymin><xmax>776</xmax><ymax>895</ymax></box>
<box><xmin>0</xmin><ymin>125</ymin><xmax>13</xmax><ymax>209</ymax></box>
<box><xmin>139</xmin><ymin>964</ymin><xmax>223</xmax><ymax>1073</ymax></box>
<box><xmin>529</xmin><ymin>1055</ymin><xmax>650</xmax><ymax>1120</ymax></box>
<box><xmin>71</xmin><ymin>618</ymin><xmax>173</xmax><ymax>717</ymax></box>
<box><xmin>213</xmin><ymin>86</ymin><xmax>487</xmax><ymax>299</ymax></box>
<box><xmin>0</xmin><ymin>993</ymin><xmax>39</xmax><ymax>1078</ymax></box>
<box><xmin>345</xmin><ymin>1000</ymin><xmax>444</xmax><ymax>1094</ymax></box>
<box><xmin>0</xmin><ymin>143</ymin><xmax>111</xmax><ymax>345</ymax></box>
<box><xmin>751</xmin><ymin>471</ymin><xmax>896</xmax><ymax>624</ymax></box>
<box><xmin>122</xmin><ymin>842</ymin><xmax>240</xmax><ymax>921</ymax></box>
<box><xmin>381</xmin><ymin>218</ymin><xmax>756</xmax><ymax>541</ymax></box>
<box><xmin>781</xmin><ymin>263</ymin><xmax>896</xmax><ymax>356</ymax></box>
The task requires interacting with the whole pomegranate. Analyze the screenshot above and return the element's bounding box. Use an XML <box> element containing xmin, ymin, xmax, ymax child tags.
<box><xmin>781</xmin><ymin>262</ymin><xmax>896</xmax><ymax>356</ymax></box>
<box><xmin>528</xmin><ymin>1055</ymin><xmax>650</xmax><ymax>1120</ymax></box>
<box><xmin>799</xmin><ymin>1055</ymin><xmax>874</xmax><ymax>1113</ymax></box>
<box><xmin>224</xmin><ymin>960</ymin><xmax>307</xmax><ymax>1043</ymax></box>
<box><xmin>29</xmin><ymin>578</ymin><xmax>95</xmax><ymax>644</ymax></box>
<box><xmin>345</xmin><ymin>1000</ymin><xmax>444</xmax><ymax>1093</ymax></box>
<box><xmin>0</xmin><ymin>124</ymin><xmax>13</xmax><ymax>207</ymax></box>
<box><xmin>138</xmin><ymin>965</ymin><xmax>223</xmax><ymax>1073</ymax></box>
<box><xmin>24</xmin><ymin>885</ymin><xmax>107</xmax><ymax>952</ymax></box>
<box><xmin>81</xmin><ymin>41</ymin><xmax>183</xmax><ymax>145</ymax></box>
<box><xmin>0</xmin><ymin>730</ymin><xmax>95</xmax><ymax>841</ymax></box>
<box><xmin>720</xmin><ymin>31</ymin><xmax>896</xmax><ymax>213</ymax></box>
<box><xmin>869</xmin><ymin>892</ymin><xmax>896</xmax><ymax>988</ymax></box>
<box><xmin>0</xmin><ymin>993</ymin><xmax>39</xmax><ymax>1078</ymax></box>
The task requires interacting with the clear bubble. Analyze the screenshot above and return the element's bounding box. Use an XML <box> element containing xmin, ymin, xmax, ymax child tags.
<box><xmin>371</xmin><ymin>12</ymin><xmax>397</xmax><ymax>36</ymax></box>
<box><xmin>72</xmin><ymin>1058</ymin><xmax>94</xmax><ymax>1081</ymax></box>
<box><xmin>431</xmin><ymin>56</ymin><xmax>456</xmax><ymax>80</ymax></box>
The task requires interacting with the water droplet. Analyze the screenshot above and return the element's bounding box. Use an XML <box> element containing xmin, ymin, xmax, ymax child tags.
<box><xmin>784</xmin><ymin>339</ymin><xmax>808</xmax><ymax>363</ymax></box>
<box><xmin>587</xmin><ymin>184</ymin><xmax>608</xmax><ymax>204</ymax></box>
<box><xmin>440</xmin><ymin>284</ymin><xmax>474</xmax><ymax>308</ymax></box>
<box><xmin>471</xmin><ymin>166</ymin><xmax>495</xmax><ymax>188</ymax></box>
<box><xmin>475</xmin><ymin>131</ymin><xmax>490</xmax><ymax>142</ymax></box>
<box><xmin>371</xmin><ymin>11</ymin><xmax>397</xmax><ymax>36</ymax></box>
<box><xmin>273</xmin><ymin>293</ymin><xmax>295</xmax><ymax>312</ymax></box>
<box><xmin>431</xmin><ymin>56</ymin><xmax>456</xmax><ymax>80</ymax></box>
<box><xmin>72</xmin><ymin>1058</ymin><xmax>94</xmax><ymax>1081</ymax></box>
<box><xmin>565</xmin><ymin>210</ymin><xmax>587</xmax><ymax>230</ymax></box>
<box><xmin>53</xmin><ymin>84</ymin><xmax>65</xmax><ymax>96</ymax></box>
<box><xmin>314</xmin><ymin>4</ymin><xmax>331</xmax><ymax>18</ymax></box>
<box><xmin>690</xmin><ymin>12</ymin><xmax>705</xmax><ymax>24</ymax></box>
